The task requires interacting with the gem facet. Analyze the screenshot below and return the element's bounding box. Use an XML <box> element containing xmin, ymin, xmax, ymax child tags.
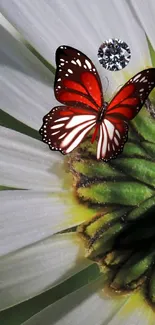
<box><xmin>98</xmin><ymin>38</ymin><xmax>131</xmax><ymax>71</ymax></box>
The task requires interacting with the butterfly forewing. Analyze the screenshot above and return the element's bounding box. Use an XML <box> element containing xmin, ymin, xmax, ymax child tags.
<box><xmin>106</xmin><ymin>68</ymin><xmax>155</xmax><ymax>120</ymax></box>
<box><xmin>54</xmin><ymin>46</ymin><xmax>103</xmax><ymax>111</ymax></box>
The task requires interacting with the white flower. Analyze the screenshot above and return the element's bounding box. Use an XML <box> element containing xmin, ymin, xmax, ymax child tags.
<box><xmin>0</xmin><ymin>0</ymin><xmax>155</xmax><ymax>324</ymax></box>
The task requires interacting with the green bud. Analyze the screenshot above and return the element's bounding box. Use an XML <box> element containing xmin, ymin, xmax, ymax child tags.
<box><xmin>72</xmin><ymin>159</ymin><xmax>123</xmax><ymax>179</ymax></box>
<box><xmin>123</xmin><ymin>141</ymin><xmax>148</xmax><ymax>158</ymax></box>
<box><xmin>78</xmin><ymin>208</ymin><xmax>127</xmax><ymax>239</ymax></box>
<box><xmin>141</xmin><ymin>141</ymin><xmax>155</xmax><ymax>158</ymax></box>
<box><xmin>77</xmin><ymin>182</ymin><xmax>153</xmax><ymax>206</ymax></box>
<box><xmin>112</xmin><ymin>157</ymin><xmax>155</xmax><ymax>187</ymax></box>
<box><xmin>86</xmin><ymin>222</ymin><xmax>124</xmax><ymax>259</ymax></box>
<box><xmin>111</xmin><ymin>248</ymin><xmax>155</xmax><ymax>290</ymax></box>
<box><xmin>127</xmin><ymin>195</ymin><xmax>155</xmax><ymax>221</ymax></box>
<box><xmin>132</xmin><ymin>108</ymin><xmax>155</xmax><ymax>143</ymax></box>
<box><xmin>103</xmin><ymin>250</ymin><xmax>132</xmax><ymax>267</ymax></box>
<box><xmin>149</xmin><ymin>268</ymin><xmax>155</xmax><ymax>303</ymax></box>
<box><xmin>128</xmin><ymin>128</ymin><xmax>138</xmax><ymax>141</ymax></box>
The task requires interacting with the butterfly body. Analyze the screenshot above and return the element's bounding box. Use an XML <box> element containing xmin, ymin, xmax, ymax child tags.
<box><xmin>40</xmin><ymin>46</ymin><xmax>155</xmax><ymax>161</ymax></box>
<box><xmin>97</xmin><ymin>102</ymin><xmax>108</xmax><ymax>122</ymax></box>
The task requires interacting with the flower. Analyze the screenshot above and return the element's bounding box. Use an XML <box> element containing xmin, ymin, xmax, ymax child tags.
<box><xmin>0</xmin><ymin>1</ymin><xmax>155</xmax><ymax>324</ymax></box>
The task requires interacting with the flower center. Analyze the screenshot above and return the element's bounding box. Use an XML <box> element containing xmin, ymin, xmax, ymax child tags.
<box><xmin>68</xmin><ymin>103</ymin><xmax>155</xmax><ymax>306</ymax></box>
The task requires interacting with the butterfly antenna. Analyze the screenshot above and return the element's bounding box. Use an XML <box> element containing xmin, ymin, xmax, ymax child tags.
<box><xmin>103</xmin><ymin>77</ymin><xmax>123</xmax><ymax>100</ymax></box>
<box><xmin>108</xmin><ymin>83</ymin><xmax>124</xmax><ymax>101</ymax></box>
<box><xmin>114</xmin><ymin>84</ymin><xmax>124</xmax><ymax>94</ymax></box>
<box><xmin>103</xmin><ymin>77</ymin><xmax>109</xmax><ymax>96</ymax></box>
<box><xmin>102</xmin><ymin>77</ymin><xmax>123</xmax><ymax>98</ymax></box>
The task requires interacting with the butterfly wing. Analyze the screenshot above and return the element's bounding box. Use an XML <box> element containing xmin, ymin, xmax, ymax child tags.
<box><xmin>40</xmin><ymin>45</ymin><xmax>103</xmax><ymax>154</ymax></box>
<box><xmin>39</xmin><ymin>106</ymin><xmax>97</xmax><ymax>154</ymax></box>
<box><xmin>97</xmin><ymin>68</ymin><xmax>155</xmax><ymax>160</ymax></box>
<box><xmin>54</xmin><ymin>46</ymin><xmax>103</xmax><ymax>111</ymax></box>
<box><xmin>96</xmin><ymin>116</ymin><xmax>128</xmax><ymax>161</ymax></box>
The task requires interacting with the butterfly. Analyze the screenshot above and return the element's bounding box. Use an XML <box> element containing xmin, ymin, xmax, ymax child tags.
<box><xmin>40</xmin><ymin>45</ymin><xmax>155</xmax><ymax>161</ymax></box>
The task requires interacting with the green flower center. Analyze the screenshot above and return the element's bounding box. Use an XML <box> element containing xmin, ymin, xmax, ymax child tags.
<box><xmin>68</xmin><ymin>103</ymin><xmax>155</xmax><ymax>305</ymax></box>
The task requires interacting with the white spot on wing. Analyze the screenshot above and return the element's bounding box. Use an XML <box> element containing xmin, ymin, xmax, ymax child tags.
<box><xmin>59</xmin><ymin>132</ymin><xmax>67</xmax><ymax>139</ymax></box>
<box><xmin>55</xmin><ymin>117</ymin><xmax>70</xmax><ymax>122</ymax></box>
<box><xmin>101</xmin><ymin>123</ymin><xmax>108</xmax><ymax>157</ymax></box>
<box><xmin>68</xmin><ymin>69</ymin><xmax>73</xmax><ymax>74</ymax></box>
<box><xmin>51</xmin><ymin>130</ymin><xmax>60</xmax><ymax>135</ymax></box>
<box><xmin>76</xmin><ymin>59</ymin><xmax>82</xmax><ymax>66</ymax></box>
<box><xmin>115</xmin><ymin>129</ymin><xmax>121</xmax><ymax>138</ymax></box>
<box><xmin>66</xmin><ymin>115</ymin><xmax>95</xmax><ymax>128</ymax></box>
<box><xmin>51</xmin><ymin>123</ymin><xmax>64</xmax><ymax>129</ymax></box>
<box><xmin>114</xmin><ymin>137</ymin><xmax>119</xmax><ymax>145</ymax></box>
<box><xmin>85</xmin><ymin>59</ymin><xmax>92</xmax><ymax>70</ymax></box>
<box><xmin>97</xmin><ymin>125</ymin><xmax>103</xmax><ymax>159</ymax></box>
<box><xmin>104</xmin><ymin>119</ymin><xmax>115</xmax><ymax>140</ymax></box>
<box><xmin>140</xmin><ymin>77</ymin><xmax>146</xmax><ymax>82</ymax></box>
<box><xmin>133</xmin><ymin>73</ymin><xmax>141</xmax><ymax>81</ymax></box>
<box><xmin>62</xmin><ymin>121</ymin><xmax>95</xmax><ymax>152</ymax></box>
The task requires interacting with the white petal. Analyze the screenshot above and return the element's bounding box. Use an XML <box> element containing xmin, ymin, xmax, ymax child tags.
<box><xmin>0</xmin><ymin>234</ymin><xmax>91</xmax><ymax>311</ymax></box>
<box><xmin>0</xmin><ymin>24</ymin><xmax>57</xmax><ymax>130</ymax></box>
<box><xmin>22</xmin><ymin>276</ymin><xmax>129</xmax><ymax>325</ymax></box>
<box><xmin>0</xmin><ymin>0</ymin><xmax>151</xmax><ymax>96</ymax></box>
<box><xmin>0</xmin><ymin>13</ymin><xmax>21</xmax><ymax>40</ymax></box>
<box><xmin>107</xmin><ymin>293</ymin><xmax>151</xmax><ymax>325</ymax></box>
<box><xmin>0</xmin><ymin>127</ymin><xmax>65</xmax><ymax>191</ymax></box>
<box><xmin>22</xmin><ymin>283</ymin><xmax>153</xmax><ymax>325</ymax></box>
<box><xmin>130</xmin><ymin>0</ymin><xmax>155</xmax><ymax>51</ymax></box>
<box><xmin>0</xmin><ymin>190</ymin><xmax>82</xmax><ymax>256</ymax></box>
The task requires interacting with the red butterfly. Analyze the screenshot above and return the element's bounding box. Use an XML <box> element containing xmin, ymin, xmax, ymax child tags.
<box><xmin>40</xmin><ymin>46</ymin><xmax>155</xmax><ymax>161</ymax></box>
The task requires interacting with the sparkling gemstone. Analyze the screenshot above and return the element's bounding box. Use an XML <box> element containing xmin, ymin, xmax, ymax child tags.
<box><xmin>98</xmin><ymin>38</ymin><xmax>131</xmax><ymax>71</ymax></box>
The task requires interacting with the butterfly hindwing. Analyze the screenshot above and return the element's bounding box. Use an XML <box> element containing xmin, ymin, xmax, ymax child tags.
<box><xmin>97</xmin><ymin>116</ymin><xmax>128</xmax><ymax>161</ymax></box>
<box><xmin>40</xmin><ymin>106</ymin><xmax>96</xmax><ymax>154</ymax></box>
<box><xmin>54</xmin><ymin>46</ymin><xmax>103</xmax><ymax>111</ymax></box>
